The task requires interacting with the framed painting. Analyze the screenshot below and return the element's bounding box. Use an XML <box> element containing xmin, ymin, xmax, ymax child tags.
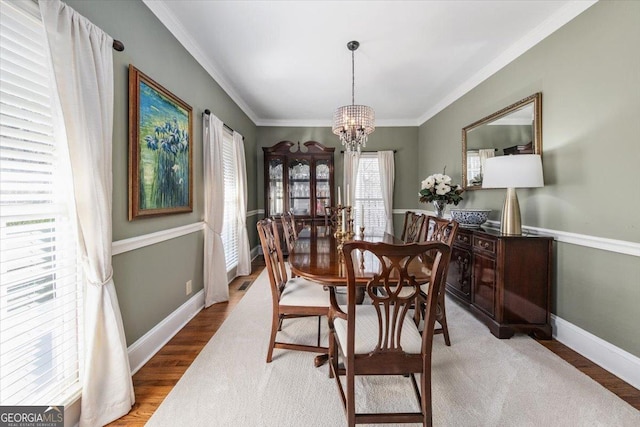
<box><xmin>128</xmin><ymin>65</ymin><xmax>193</xmax><ymax>220</ymax></box>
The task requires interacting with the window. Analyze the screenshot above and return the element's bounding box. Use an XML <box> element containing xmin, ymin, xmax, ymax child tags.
<box><xmin>466</xmin><ymin>150</ymin><xmax>481</xmax><ymax>186</ymax></box>
<box><xmin>221</xmin><ymin>131</ymin><xmax>238</xmax><ymax>273</ymax></box>
<box><xmin>354</xmin><ymin>154</ymin><xmax>385</xmax><ymax>235</ymax></box>
<box><xmin>0</xmin><ymin>2</ymin><xmax>82</xmax><ymax>405</ymax></box>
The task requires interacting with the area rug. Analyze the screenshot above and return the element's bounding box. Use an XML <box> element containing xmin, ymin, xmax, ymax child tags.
<box><xmin>147</xmin><ymin>269</ymin><xmax>639</xmax><ymax>426</ymax></box>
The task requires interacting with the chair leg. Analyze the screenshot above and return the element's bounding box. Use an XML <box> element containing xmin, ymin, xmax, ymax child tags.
<box><xmin>438</xmin><ymin>301</ymin><xmax>451</xmax><ymax>346</ymax></box>
<box><xmin>317</xmin><ymin>316</ymin><xmax>321</xmax><ymax>347</ymax></box>
<box><xmin>347</xmin><ymin>367</ymin><xmax>356</xmax><ymax>427</ymax></box>
<box><xmin>328</xmin><ymin>327</ymin><xmax>335</xmax><ymax>379</ymax></box>
<box><xmin>421</xmin><ymin>365</ymin><xmax>433</xmax><ymax>427</ymax></box>
<box><xmin>266</xmin><ymin>313</ymin><xmax>281</xmax><ymax>363</ymax></box>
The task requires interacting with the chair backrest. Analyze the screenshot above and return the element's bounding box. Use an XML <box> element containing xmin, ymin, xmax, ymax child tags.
<box><xmin>282</xmin><ymin>211</ymin><xmax>298</xmax><ymax>239</ymax></box>
<box><xmin>324</xmin><ymin>206</ymin><xmax>339</xmax><ymax>229</ymax></box>
<box><xmin>342</xmin><ymin>241</ymin><xmax>452</xmax><ymax>356</ymax></box>
<box><xmin>281</xmin><ymin>214</ymin><xmax>297</xmax><ymax>253</ymax></box>
<box><xmin>400</xmin><ymin>211</ymin><xmax>426</xmax><ymax>243</ymax></box>
<box><xmin>421</xmin><ymin>215</ymin><xmax>459</xmax><ymax>246</ymax></box>
<box><xmin>257</xmin><ymin>219</ymin><xmax>288</xmax><ymax>303</ymax></box>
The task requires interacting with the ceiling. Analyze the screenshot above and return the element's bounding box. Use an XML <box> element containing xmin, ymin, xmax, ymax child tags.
<box><xmin>143</xmin><ymin>1</ymin><xmax>595</xmax><ymax>127</ymax></box>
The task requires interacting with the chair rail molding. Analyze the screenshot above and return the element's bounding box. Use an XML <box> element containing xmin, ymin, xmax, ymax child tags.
<box><xmin>394</xmin><ymin>209</ymin><xmax>640</xmax><ymax>257</ymax></box>
<box><xmin>113</xmin><ymin>209</ymin><xmax>263</xmax><ymax>256</ymax></box>
<box><xmin>112</xmin><ymin>222</ymin><xmax>205</xmax><ymax>255</ymax></box>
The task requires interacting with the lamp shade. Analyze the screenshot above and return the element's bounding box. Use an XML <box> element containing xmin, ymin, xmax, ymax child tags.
<box><xmin>482</xmin><ymin>154</ymin><xmax>544</xmax><ymax>188</ymax></box>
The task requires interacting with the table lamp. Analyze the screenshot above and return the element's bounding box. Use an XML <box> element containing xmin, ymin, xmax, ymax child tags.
<box><xmin>482</xmin><ymin>154</ymin><xmax>544</xmax><ymax>235</ymax></box>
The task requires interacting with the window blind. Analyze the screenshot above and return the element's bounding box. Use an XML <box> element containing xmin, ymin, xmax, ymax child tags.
<box><xmin>221</xmin><ymin>131</ymin><xmax>238</xmax><ymax>272</ymax></box>
<box><xmin>354</xmin><ymin>154</ymin><xmax>385</xmax><ymax>235</ymax></box>
<box><xmin>0</xmin><ymin>1</ymin><xmax>82</xmax><ymax>406</ymax></box>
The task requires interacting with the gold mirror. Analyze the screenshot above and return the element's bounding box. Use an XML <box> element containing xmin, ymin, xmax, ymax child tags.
<box><xmin>462</xmin><ymin>93</ymin><xmax>542</xmax><ymax>190</ymax></box>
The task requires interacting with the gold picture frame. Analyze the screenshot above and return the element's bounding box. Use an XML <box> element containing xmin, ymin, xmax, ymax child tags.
<box><xmin>128</xmin><ymin>65</ymin><xmax>193</xmax><ymax>219</ymax></box>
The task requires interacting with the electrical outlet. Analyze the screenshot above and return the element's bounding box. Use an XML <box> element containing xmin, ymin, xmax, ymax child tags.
<box><xmin>186</xmin><ymin>280</ymin><xmax>192</xmax><ymax>295</ymax></box>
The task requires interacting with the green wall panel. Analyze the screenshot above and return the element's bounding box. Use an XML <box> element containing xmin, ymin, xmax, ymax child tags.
<box><xmin>418</xmin><ymin>1</ymin><xmax>640</xmax><ymax>357</ymax></box>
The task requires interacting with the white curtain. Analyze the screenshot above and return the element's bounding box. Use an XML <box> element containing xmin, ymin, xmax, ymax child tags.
<box><xmin>203</xmin><ymin>113</ymin><xmax>229</xmax><ymax>306</ymax></box>
<box><xmin>343</xmin><ymin>151</ymin><xmax>360</xmax><ymax>207</ymax></box>
<box><xmin>377</xmin><ymin>151</ymin><xmax>395</xmax><ymax>235</ymax></box>
<box><xmin>232</xmin><ymin>131</ymin><xmax>251</xmax><ymax>276</ymax></box>
<box><xmin>39</xmin><ymin>1</ymin><xmax>134</xmax><ymax>425</ymax></box>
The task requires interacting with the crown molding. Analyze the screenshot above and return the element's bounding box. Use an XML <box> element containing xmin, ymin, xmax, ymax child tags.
<box><xmin>254</xmin><ymin>117</ymin><xmax>420</xmax><ymax>128</ymax></box>
<box><xmin>144</xmin><ymin>0</ymin><xmax>596</xmax><ymax>128</ymax></box>
<box><xmin>142</xmin><ymin>0</ymin><xmax>259</xmax><ymax>124</ymax></box>
<box><xmin>417</xmin><ymin>0</ymin><xmax>597</xmax><ymax>125</ymax></box>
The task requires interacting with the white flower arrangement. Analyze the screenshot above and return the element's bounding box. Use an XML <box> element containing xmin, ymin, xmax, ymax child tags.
<box><xmin>419</xmin><ymin>172</ymin><xmax>464</xmax><ymax>205</ymax></box>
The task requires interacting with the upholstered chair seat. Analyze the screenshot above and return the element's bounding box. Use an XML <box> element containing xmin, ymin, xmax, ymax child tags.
<box><xmin>333</xmin><ymin>305</ymin><xmax>423</xmax><ymax>355</ymax></box>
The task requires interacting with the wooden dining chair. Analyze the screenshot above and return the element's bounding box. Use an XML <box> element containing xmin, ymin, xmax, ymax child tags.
<box><xmin>417</xmin><ymin>216</ymin><xmax>459</xmax><ymax>346</ymax></box>
<box><xmin>324</xmin><ymin>206</ymin><xmax>339</xmax><ymax>229</ymax></box>
<box><xmin>256</xmin><ymin>219</ymin><xmax>329</xmax><ymax>362</ymax></box>
<box><xmin>280</xmin><ymin>213</ymin><xmax>297</xmax><ymax>254</ymax></box>
<box><xmin>328</xmin><ymin>240</ymin><xmax>452</xmax><ymax>426</ymax></box>
<box><xmin>282</xmin><ymin>210</ymin><xmax>298</xmax><ymax>239</ymax></box>
<box><xmin>400</xmin><ymin>211</ymin><xmax>426</xmax><ymax>243</ymax></box>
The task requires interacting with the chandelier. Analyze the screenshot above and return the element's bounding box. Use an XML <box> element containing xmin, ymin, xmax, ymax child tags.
<box><xmin>332</xmin><ymin>41</ymin><xmax>375</xmax><ymax>153</ymax></box>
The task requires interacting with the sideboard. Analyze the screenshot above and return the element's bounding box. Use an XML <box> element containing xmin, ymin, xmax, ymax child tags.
<box><xmin>445</xmin><ymin>227</ymin><xmax>553</xmax><ymax>339</ymax></box>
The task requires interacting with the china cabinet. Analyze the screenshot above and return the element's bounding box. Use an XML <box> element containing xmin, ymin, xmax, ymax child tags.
<box><xmin>445</xmin><ymin>227</ymin><xmax>553</xmax><ymax>339</ymax></box>
<box><xmin>263</xmin><ymin>141</ymin><xmax>335</xmax><ymax>252</ymax></box>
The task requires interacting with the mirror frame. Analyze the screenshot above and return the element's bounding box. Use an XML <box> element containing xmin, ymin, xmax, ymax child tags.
<box><xmin>462</xmin><ymin>92</ymin><xmax>542</xmax><ymax>190</ymax></box>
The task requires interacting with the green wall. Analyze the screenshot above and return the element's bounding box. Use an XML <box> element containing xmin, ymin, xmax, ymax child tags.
<box><xmin>256</xmin><ymin>126</ymin><xmax>419</xmax><ymax>232</ymax></box>
<box><xmin>66</xmin><ymin>0</ymin><xmax>258</xmax><ymax>345</ymax></box>
<box><xmin>418</xmin><ymin>1</ymin><xmax>640</xmax><ymax>357</ymax></box>
<box><xmin>67</xmin><ymin>0</ymin><xmax>639</xmax><ymax>359</ymax></box>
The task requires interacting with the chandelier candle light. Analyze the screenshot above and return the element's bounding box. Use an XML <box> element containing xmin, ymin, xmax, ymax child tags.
<box><xmin>332</xmin><ymin>41</ymin><xmax>375</xmax><ymax>152</ymax></box>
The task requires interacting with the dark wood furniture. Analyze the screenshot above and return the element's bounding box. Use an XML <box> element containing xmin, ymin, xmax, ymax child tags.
<box><xmin>328</xmin><ymin>240</ymin><xmax>452</xmax><ymax>427</ymax></box>
<box><xmin>400</xmin><ymin>210</ymin><xmax>426</xmax><ymax>243</ymax></box>
<box><xmin>323</xmin><ymin>206</ymin><xmax>339</xmax><ymax>229</ymax></box>
<box><xmin>288</xmin><ymin>227</ymin><xmax>431</xmax><ymax>284</ymax></box>
<box><xmin>256</xmin><ymin>219</ymin><xmax>329</xmax><ymax>362</ymax></box>
<box><xmin>280</xmin><ymin>212</ymin><xmax>297</xmax><ymax>253</ymax></box>
<box><xmin>263</xmin><ymin>141</ymin><xmax>334</xmax><ymax>254</ymax></box>
<box><xmin>445</xmin><ymin>227</ymin><xmax>553</xmax><ymax>339</ymax></box>
<box><xmin>417</xmin><ymin>216</ymin><xmax>459</xmax><ymax>346</ymax></box>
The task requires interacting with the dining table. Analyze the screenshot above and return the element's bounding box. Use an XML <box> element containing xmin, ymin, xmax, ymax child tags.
<box><xmin>288</xmin><ymin>225</ymin><xmax>433</xmax><ymax>285</ymax></box>
<box><xmin>287</xmin><ymin>225</ymin><xmax>434</xmax><ymax>367</ymax></box>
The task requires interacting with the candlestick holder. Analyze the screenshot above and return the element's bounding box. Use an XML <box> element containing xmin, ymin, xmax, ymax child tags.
<box><xmin>359</xmin><ymin>226</ymin><xmax>365</xmax><ymax>239</ymax></box>
<box><xmin>345</xmin><ymin>206</ymin><xmax>355</xmax><ymax>240</ymax></box>
<box><xmin>334</xmin><ymin>203</ymin><xmax>344</xmax><ymax>240</ymax></box>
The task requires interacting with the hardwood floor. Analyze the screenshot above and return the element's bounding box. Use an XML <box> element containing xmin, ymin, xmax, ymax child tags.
<box><xmin>107</xmin><ymin>257</ymin><xmax>639</xmax><ymax>425</ymax></box>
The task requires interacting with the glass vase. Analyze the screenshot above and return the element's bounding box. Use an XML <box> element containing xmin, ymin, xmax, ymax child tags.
<box><xmin>432</xmin><ymin>200</ymin><xmax>447</xmax><ymax>218</ymax></box>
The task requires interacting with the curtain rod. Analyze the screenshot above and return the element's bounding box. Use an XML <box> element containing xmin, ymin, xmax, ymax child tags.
<box><xmin>340</xmin><ymin>149</ymin><xmax>397</xmax><ymax>154</ymax></box>
<box><xmin>28</xmin><ymin>0</ymin><xmax>124</xmax><ymax>51</ymax></box>
<box><xmin>112</xmin><ymin>40</ymin><xmax>124</xmax><ymax>52</ymax></box>
<box><xmin>203</xmin><ymin>109</ymin><xmax>244</xmax><ymax>139</ymax></box>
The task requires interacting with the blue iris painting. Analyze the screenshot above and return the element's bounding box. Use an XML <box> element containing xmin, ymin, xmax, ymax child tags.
<box><xmin>138</xmin><ymin>81</ymin><xmax>189</xmax><ymax>210</ymax></box>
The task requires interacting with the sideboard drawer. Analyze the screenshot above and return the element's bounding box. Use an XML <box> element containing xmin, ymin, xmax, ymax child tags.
<box><xmin>473</xmin><ymin>235</ymin><xmax>496</xmax><ymax>253</ymax></box>
<box><xmin>455</xmin><ymin>231</ymin><xmax>472</xmax><ymax>247</ymax></box>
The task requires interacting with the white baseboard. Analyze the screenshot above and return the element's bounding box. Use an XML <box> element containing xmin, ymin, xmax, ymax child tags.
<box><xmin>551</xmin><ymin>314</ymin><xmax>640</xmax><ymax>390</ymax></box>
<box><xmin>125</xmin><ymin>285</ymin><xmax>640</xmax><ymax>395</ymax></box>
<box><xmin>251</xmin><ymin>244</ymin><xmax>261</xmax><ymax>259</ymax></box>
<box><xmin>127</xmin><ymin>247</ymin><xmax>261</xmax><ymax>374</ymax></box>
<box><xmin>127</xmin><ymin>289</ymin><xmax>205</xmax><ymax>374</ymax></box>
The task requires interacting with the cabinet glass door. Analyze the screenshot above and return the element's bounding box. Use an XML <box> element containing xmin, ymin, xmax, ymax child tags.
<box><xmin>315</xmin><ymin>160</ymin><xmax>331</xmax><ymax>216</ymax></box>
<box><xmin>288</xmin><ymin>159</ymin><xmax>310</xmax><ymax>216</ymax></box>
<box><xmin>268</xmin><ymin>158</ymin><xmax>284</xmax><ymax>215</ymax></box>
